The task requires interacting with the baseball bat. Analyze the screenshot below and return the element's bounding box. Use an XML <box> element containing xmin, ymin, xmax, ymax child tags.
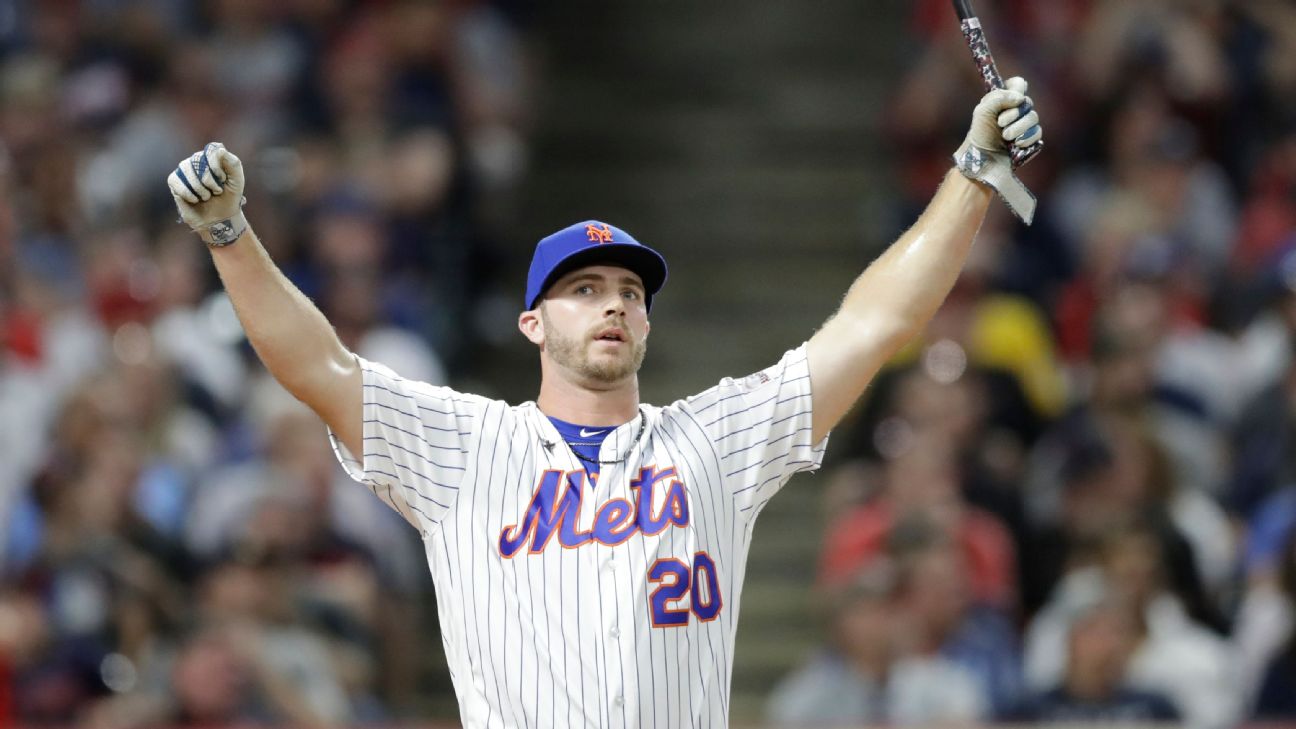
<box><xmin>952</xmin><ymin>0</ymin><xmax>1042</xmax><ymax>168</ymax></box>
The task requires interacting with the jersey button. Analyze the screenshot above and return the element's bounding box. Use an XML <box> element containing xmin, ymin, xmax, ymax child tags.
<box><xmin>610</xmin><ymin>627</ymin><xmax>620</xmax><ymax>639</ymax></box>
<box><xmin>614</xmin><ymin>695</ymin><xmax>625</xmax><ymax>707</ymax></box>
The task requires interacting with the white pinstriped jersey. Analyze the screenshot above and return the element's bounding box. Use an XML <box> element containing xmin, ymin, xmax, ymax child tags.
<box><xmin>330</xmin><ymin>344</ymin><xmax>827</xmax><ymax>728</ymax></box>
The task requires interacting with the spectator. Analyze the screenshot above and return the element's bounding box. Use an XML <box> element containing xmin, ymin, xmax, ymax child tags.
<box><xmin>186</xmin><ymin>378</ymin><xmax>421</xmax><ymax>707</ymax></box>
<box><xmin>310</xmin><ymin>197</ymin><xmax>449</xmax><ymax>383</ymax></box>
<box><xmin>1010</xmin><ymin>595</ymin><xmax>1180</xmax><ymax>724</ymax></box>
<box><xmin>1025</xmin><ymin>519</ymin><xmax>1238</xmax><ymax>729</ymax></box>
<box><xmin>0</xmin><ymin>587</ymin><xmax>107</xmax><ymax>725</ymax></box>
<box><xmin>766</xmin><ymin>562</ymin><xmax>987</xmax><ymax>727</ymax></box>
<box><xmin>1252</xmin><ymin>632</ymin><xmax>1296</xmax><ymax>720</ymax></box>
<box><xmin>0</xmin><ymin>1</ymin><xmax>536</xmax><ymax>720</ymax></box>
<box><xmin>194</xmin><ymin>550</ymin><xmax>359</xmax><ymax>724</ymax></box>
<box><xmin>891</xmin><ymin>518</ymin><xmax>1024</xmax><ymax>716</ymax></box>
<box><xmin>1025</xmin><ymin>365</ymin><xmax>1231</xmax><ymax>619</ymax></box>
<box><xmin>100</xmin><ymin>621</ymin><xmax>326</xmax><ymax>728</ymax></box>
<box><xmin>1230</xmin><ymin>332</ymin><xmax>1296</xmax><ymax>521</ymax></box>
<box><xmin>820</xmin><ymin>430</ymin><xmax>1018</xmax><ymax>611</ymax></box>
<box><xmin>1236</xmin><ymin>525</ymin><xmax>1296</xmax><ymax>714</ymax></box>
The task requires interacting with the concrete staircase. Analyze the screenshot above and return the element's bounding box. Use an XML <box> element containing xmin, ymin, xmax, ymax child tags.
<box><xmin>473</xmin><ymin>0</ymin><xmax>907</xmax><ymax>722</ymax></box>
<box><xmin>513</xmin><ymin>1</ymin><xmax>901</xmax><ymax>399</ymax></box>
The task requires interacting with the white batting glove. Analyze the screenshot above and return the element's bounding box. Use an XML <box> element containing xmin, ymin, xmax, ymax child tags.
<box><xmin>168</xmin><ymin>142</ymin><xmax>249</xmax><ymax>247</ymax></box>
<box><xmin>953</xmin><ymin>77</ymin><xmax>1043</xmax><ymax>224</ymax></box>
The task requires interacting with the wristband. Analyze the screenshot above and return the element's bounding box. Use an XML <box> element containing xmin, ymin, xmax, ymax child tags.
<box><xmin>953</xmin><ymin>140</ymin><xmax>1036</xmax><ymax>225</ymax></box>
<box><xmin>197</xmin><ymin>211</ymin><xmax>249</xmax><ymax>248</ymax></box>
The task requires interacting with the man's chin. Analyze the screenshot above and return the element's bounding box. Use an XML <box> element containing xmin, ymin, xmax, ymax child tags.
<box><xmin>578</xmin><ymin>353</ymin><xmax>643</xmax><ymax>384</ymax></box>
<box><xmin>581</xmin><ymin>363</ymin><xmax>639</xmax><ymax>384</ymax></box>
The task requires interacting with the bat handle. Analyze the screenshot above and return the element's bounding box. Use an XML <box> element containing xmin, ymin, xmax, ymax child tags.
<box><xmin>961</xmin><ymin>18</ymin><xmax>1042</xmax><ymax>169</ymax></box>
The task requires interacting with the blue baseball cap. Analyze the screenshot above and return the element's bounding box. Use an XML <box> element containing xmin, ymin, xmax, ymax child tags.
<box><xmin>525</xmin><ymin>220</ymin><xmax>668</xmax><ymax>311</ymax></box>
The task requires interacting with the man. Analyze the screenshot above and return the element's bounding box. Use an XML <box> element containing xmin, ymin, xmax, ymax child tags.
<box><xmin>766</xmin><ymin>560</ymin><xmax>989</xmax><ymax>726</ymax></box>
<box><xmin>1011</xmin><ymin>596</ymin><xmax>1180</xmax><ymax>724</ymax></box>
<box><xmin>167</xmin><ymin>77</ymin><xmax>1041</xmax><ymax>727</ymax></box>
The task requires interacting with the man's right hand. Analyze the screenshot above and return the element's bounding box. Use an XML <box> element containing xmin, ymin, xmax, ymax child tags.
<box><xmin>168</xmin><ymin>142</ymin><xmax>248</xmax><ymax>245</ymax></box>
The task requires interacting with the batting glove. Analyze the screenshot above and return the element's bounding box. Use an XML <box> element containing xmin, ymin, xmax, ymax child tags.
<box><xmin>953</xmin><ymin>77</ymin><xmax>1042</xmax><ymax>224</ymax></box>
<box><xmin>168</xmin><ymin>142</ymin><xmax>249</xmax><ymax>247</ymax></box>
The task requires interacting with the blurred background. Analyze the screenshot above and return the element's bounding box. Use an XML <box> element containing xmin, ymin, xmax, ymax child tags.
<box><xmin>1</xmin><ymin>0</ymin><xmax>1295</xmax><ymax>727</ymax></box>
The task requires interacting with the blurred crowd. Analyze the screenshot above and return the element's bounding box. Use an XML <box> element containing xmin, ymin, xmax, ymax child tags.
<box><xmin>12</xmin><ymin>0</ymin><xmax>1296</xmax><ymax>727</ymax></box>
<box><xmin>768</xmin><ymin>1</ymin><xmax>1296</xmax><ymax>728</ymax></box>
<box><xmin>0</xmin><ymin>0</ymin><xmax>534</xmax><ymax>725</ymax></box>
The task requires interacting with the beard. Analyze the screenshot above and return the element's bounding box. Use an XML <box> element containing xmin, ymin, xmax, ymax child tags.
<box><xmin>541</xmin><ymin>306</ymin><xmax>647</xmax><ymax>384</ymax></box>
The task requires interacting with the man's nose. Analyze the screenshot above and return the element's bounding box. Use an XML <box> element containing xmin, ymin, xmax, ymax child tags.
<box><xmin>604</xmin><ymin>295</ymin><xmax>626</xmax><ymax>316</ymax></box>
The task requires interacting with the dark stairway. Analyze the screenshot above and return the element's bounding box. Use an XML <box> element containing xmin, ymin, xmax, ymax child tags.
<box><xmin>487</xmin><ymin>0</ymin><xmax>907</xmax><ymax>722</ymax></box>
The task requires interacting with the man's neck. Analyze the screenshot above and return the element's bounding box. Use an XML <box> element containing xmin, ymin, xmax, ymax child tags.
<box><xmin>537</xmin><ymin>374</ymin><xmax>640</xmax><ymax>426</ymax></box>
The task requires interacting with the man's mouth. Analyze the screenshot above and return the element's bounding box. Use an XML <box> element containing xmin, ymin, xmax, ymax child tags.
<box><xmin>595</xmin><ymin>327</ymin><xmax>626</xmax><ymax>343</ymax></box>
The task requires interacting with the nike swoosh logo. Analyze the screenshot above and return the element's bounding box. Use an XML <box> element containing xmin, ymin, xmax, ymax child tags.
<box><xmin>579</xmin><ymin>428</ymin><xmax>606</xmax><ymax>437</ymax></box>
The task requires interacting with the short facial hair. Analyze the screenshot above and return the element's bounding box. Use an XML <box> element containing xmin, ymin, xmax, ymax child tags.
<box><xmin>541</xmin><ymin>305</ymin><xmax>647</xmax><ymax>383</ymax></box>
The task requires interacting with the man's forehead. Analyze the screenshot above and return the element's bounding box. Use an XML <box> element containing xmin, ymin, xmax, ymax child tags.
<box><xmin>555</xmin><ymin>264</ymin><xmax>645</xmax><ymax>287</ymax></box>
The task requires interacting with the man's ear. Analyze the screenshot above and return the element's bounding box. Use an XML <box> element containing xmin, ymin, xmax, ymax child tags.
<box><xmin>518</xmin><ymin>308</ymin><xmax>544</xmax><ymax>345</ymax></box>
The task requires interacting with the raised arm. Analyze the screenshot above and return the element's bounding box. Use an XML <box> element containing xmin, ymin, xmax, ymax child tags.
<box><xmin>168</xmin><ymin>144</ymin><xmax>362</xmax><ymax>456</ymax></box>
<box><xmin>806</xmin><ymin>78</ymin><xmax>1042</xmax><ymax>443</ymax></box>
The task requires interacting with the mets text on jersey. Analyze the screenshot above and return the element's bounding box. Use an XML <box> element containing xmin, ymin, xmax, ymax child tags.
<box><xmin>498</xmin><ymin>465</ymin><xmax>688</xmax><ymax>557</ymax></box>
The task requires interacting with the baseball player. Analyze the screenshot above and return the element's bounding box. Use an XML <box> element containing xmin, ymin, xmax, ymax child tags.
<box><xmin>168</xmin><ymin>78</ymin><xmax>1041</xmax><ymax>727</ymax></box>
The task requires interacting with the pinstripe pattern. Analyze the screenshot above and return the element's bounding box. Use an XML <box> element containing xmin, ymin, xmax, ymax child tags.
<box><xmin>328</xmin><ymin>345</ymin><xmax>827</xmax><ymax>728</ymax></box>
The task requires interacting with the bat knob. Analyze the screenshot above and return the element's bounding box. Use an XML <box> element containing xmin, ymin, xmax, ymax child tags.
<box><xmin>1011</xmin><ymin>140</ymin><xmax>1043</xmax><ymax>169</ymax></box>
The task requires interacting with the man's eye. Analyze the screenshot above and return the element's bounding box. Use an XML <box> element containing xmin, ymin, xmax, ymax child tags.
<box><xmin>576</xmin><ymin>285</ymin><xmax>594</xmax><ymax>295</ymax></box>
<box><xmin>622</xmin><ymin>290</ymin><xmax>640</xmax><ymax>300</ymax></box>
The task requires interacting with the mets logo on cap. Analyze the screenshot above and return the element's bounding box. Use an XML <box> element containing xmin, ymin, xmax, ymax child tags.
<box><xmin>525</xmin><ymin>220</ymin><xmax>669</xmax><ymax>311</ymax></box>
<box><xmin>586</xmin><ymin>224</ymin><xmax>614</xmax><ymax>243</ymax></box>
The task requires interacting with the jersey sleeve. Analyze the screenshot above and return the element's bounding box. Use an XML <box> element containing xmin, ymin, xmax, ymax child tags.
<box><xmin>328</xmin><ymin>355</ymin><xmax>480</xmax><ymax>533</ymax></box>
<box><xmin>682</xmin><ymin>343</ymin><xmax>828</xmax><ymax>517</ymax></box>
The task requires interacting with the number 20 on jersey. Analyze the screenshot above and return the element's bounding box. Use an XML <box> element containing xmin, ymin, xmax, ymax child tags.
<box><xmin>648</xmin><ymin>552</ymin><xmax>722</xmax><ymax>627</ymax></box>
